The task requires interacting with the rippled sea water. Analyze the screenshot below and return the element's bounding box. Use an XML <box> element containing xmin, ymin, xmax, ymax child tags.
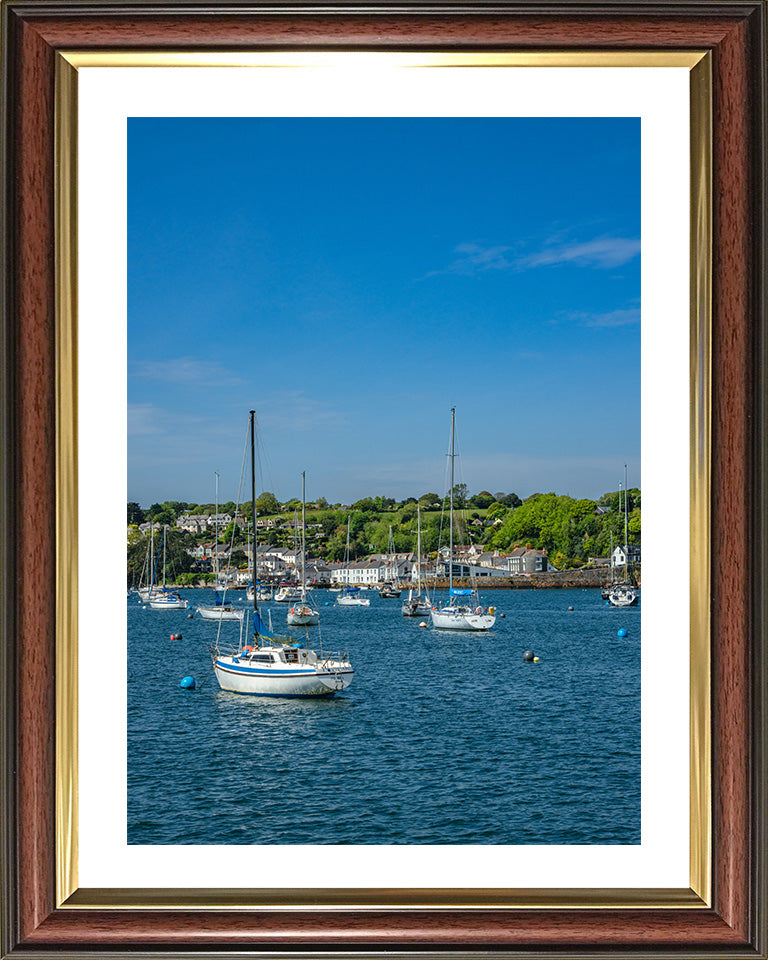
<box><xmin>128</xmin><ymin>587</ymin><xmax>639</xmax><ymax>844</ymax></box>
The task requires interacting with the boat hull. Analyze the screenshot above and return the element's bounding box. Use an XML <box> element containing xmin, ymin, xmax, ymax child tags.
<box><xmin>213</xmin><ymin>657</ymin><xmax>353</xmax><ymax>697</ymax></box>
<box><xmin>431</xmin><ymin>609</ymin><xmax>496</xmax><ymax>631</ymax></box>
<box><xmin>287</xmin><ymin>606</ymin><xmax>320</xmax><ymax>625</ymax></box>
<box><xmin>607</xmin><ymin>587</ymin><xmax>639</xmax><ymax>607</ymax></box>
<box><xmin>197</xmin><ymin>606</ymin><xmax>244</xmax><ymax>621</ymax></box>
<box><xmin>402</xmin><ymin>600</ymin><xmax>432</xmax><ymax>617</ymax></box>
<box><xmin>149</xmin><ymin>598</ymin><xmax>189</xmax><ymax>610</ymax></box>
<box><xmin>337</xmin><ymin>596</ymin><xmax>370</xmax><ymax>606</ymax></box>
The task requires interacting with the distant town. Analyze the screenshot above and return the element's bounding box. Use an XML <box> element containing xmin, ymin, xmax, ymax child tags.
<box><xmin>127</xmin><ymin>486</ymin><xmax>640</xmax><ymax>589</ymax></box>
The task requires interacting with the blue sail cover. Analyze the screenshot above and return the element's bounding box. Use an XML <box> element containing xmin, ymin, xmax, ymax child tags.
<box><xmin>253</xmin><ymin>609</ymin><xmax>275</xmax><ymax>639</ymax></box>
<box><xmin>449</xmin><ymin>588</ymin><xmax>473</xmax><ymax>597</ymax></box>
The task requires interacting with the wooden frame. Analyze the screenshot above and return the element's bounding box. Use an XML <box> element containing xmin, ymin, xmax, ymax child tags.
<box><xmin>1</xmin><ymin>2</ymin><xmax>766</xmax><ymax>956</ymax></box>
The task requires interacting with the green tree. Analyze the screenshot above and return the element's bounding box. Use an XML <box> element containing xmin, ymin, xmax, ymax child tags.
<box><xmin>486</xmin><ymin>501</ymin><xmax>508</xmax><ymax>522</ymax></box>
<box><xmin>221</xmin><ymin>520</ymin><xmax>242</xmax><ymax>544</ymax></box>
<box><xmin>127</xmin><ymin>502</ymin><xmax>145</xmax><ymax>524</ymax></box>
<box><xmin>451</xmin><ymin>483</ymin><xmax>468</xmax><ymax>508</ymax></box>
<box><xmin>495</xmin><ymin>492</ymin><xmax>522</xmax><ymax>508</ymax></box>
<box><xmin>469</xmin><ymin>490</ymin><xmax>495</xmax><ymax>509</ymax></box>
<box><xmin>161</xmin><ymin>501</ymin><xmax>188</xmax><ymax>519</ymax></box>
<box><xmin>255</xmin><ymin>491</ymin><xmax>279</xmax><ymax>515</ymax></box>
<box><xmin>126</xmin><ymin>527</ymin><xmax>195</xmax><ymax>586</ymax></box>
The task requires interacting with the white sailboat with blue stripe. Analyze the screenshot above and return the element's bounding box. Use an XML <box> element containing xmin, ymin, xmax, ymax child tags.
<box><xmin>211</xmin><ymin>412</ymin><xmax>353</xmax><ymax>698</ymax></box>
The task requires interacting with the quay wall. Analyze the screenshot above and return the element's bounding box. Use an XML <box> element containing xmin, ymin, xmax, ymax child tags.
<box><xmin>430</xmin><ymin>568</ymin><xmax>623</xmax><ymax>590</ymax></box>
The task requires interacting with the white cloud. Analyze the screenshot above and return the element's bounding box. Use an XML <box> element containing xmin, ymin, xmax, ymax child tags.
<box><xmin>555</xmin><ymin>307</ymin><xmax>641</xmax><ymax>328</ymax></box>
<box><xmin>582</xmin><ymin>307</ymin><xmax>641</xmax><ymax>328</ymax></box>
<box><xmin>519</xmin><ymin>236</ymin><xmax>641</xmax><ymax>270</ymax></box>
<box><xmin>426</xmin><ymin>233</ymin><xmax>640</xmax><ymax>278</ymax></box>
<box><xmin>131</xmin><ymin>356</ymin><xmax>243</xmax><ymax>386</ymax></box>
<box><xmin>128</xmin><ymin>403</ymin><xmax>164</xmax><ymax>436</ymax></box>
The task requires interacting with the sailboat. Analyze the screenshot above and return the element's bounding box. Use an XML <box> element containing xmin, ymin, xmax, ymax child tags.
<box><xmin>601</xmin><ymin>531</ymin><xmax>614</xmax><ymax>600</ymax></box>
<box><xmin>430</xmin><ymin>409</ymin><xmax>496</xmax><ymax>631</ymax></box>
<box><xmin>197</xmin><ymin>472</ymin><xmax>244</xmax><ymax>621</ymax></box>
<box><xmin>274</xmin><ymin>509</ymin><xmax>302</xmax><ymax>602</ymax></box>
<box><xmin>337</xmin><ymin>517</ymin><xmax>371</xmax><ymax>606</ymax></box>
<box><xmin>245</xmin><ymin>526</ymin><xmax>272</xmax><ymax>602</ymax></box>
<box><xmin>211</xmin><ymin>412</ymin><xmax>353</xmax><ymax>697</ymax></box>
<box><xmin>607</xmin><ymin>465</ymin><xmax>640</xmax><ymax>607</ymax></box>
<box><xmin>274</xmin><ymin>584</ymin><xmax>302</xmax><ymax>602</ymax></box>
<box><xmin>137</xmin><ymin>522</ymin><xmax>160</xmax><ymax>600</ymax></box>
<box><xmin>402</xmin><ymin>504</ymin><xmax>432</xmax><ymax>617</ymax></box>
<box><xmin>287</xmin><ymin>472</ymin><xmax>320</xmax><ymax>626</ymax></box>
<box><xmin>148</xmin><ymin>525</ymin><xmax>190</xmax><ymax>609</ymax></box>
<box><xmin>379</xmin><ymin>526</ymin><xmax>402</xmax><ymax>597</ymax></box>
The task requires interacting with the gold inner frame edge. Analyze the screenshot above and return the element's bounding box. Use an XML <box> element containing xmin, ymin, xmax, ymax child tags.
<box><xmin>54</xmin><ymin>49</ymin><xmax>712</xmax><ymax>912</ymax></box>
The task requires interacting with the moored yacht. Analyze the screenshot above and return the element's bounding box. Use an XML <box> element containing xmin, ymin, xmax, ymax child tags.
<box><xmin>430</xmin><ymin>409</ymin><xmax>496</xmax><ymax>632</ymax></box>
<box><xmin>211</xmin><ymin>412</ymin><xmax>353</xmax><ymax>698</ymax></box>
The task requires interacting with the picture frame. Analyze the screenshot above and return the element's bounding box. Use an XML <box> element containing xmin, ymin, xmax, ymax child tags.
<box><xmin>1</xmin><ymin>1</ymin><xmax>766</xmax><ymax>956</ymax></box>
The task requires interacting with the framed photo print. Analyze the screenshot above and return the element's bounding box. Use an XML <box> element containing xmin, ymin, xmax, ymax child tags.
<box><xmin>1</xmin><ymin>2</ymin><xmax>766</xmax><ymax>957</ymax></box>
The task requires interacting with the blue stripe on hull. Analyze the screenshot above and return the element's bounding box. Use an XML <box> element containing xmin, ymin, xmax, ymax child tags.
<box><xmin>215</xmin><ymin>661</ymin><xmax>317</xmax><ymax>677</ymax></box>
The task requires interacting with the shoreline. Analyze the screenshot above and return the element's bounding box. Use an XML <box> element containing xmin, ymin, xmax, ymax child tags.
<box><xmin>143</xmin><ymin>569</ymin><xmax>637</xmax><ymax>592</ymax></box>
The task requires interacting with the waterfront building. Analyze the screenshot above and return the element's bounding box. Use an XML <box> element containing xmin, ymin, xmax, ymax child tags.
<box><xmin>612</xmin><ymin>544</ymin><xmax>641</xmax><ymax>567</ymax></box>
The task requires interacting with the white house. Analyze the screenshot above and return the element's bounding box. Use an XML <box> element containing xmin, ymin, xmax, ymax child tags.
<box><xmin>612</xmin><ymin>545</ymin><xmax>641</xmax><ymax>567</ymax></box>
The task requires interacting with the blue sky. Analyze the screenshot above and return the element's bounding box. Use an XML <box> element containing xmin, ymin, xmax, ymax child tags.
<box><xmin>128</xmin><ymin>117</ymin><xmax>640</xmax><ymax>507</ymax></box>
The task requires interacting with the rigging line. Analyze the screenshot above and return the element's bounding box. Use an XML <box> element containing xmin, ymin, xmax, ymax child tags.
<box><xmin>452</xmin><ymin>419</ymin><xmax>474</xmax><ymax>549</ymax></box>
<box><xmin>214</xmin><ymin>420</ymin><xmax>250</xmax><ymax>648</ymax></box>
<box><xmin>251</xmin><ymin>411</ymin><xmax>279</xmax><ymax>508</ymax></box>
<box><xmin>226</xmin><ymin>420</ymin><xmax>250</xmax><ymax>559</ymax></box>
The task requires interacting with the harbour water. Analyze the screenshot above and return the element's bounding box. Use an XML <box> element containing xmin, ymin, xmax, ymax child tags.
<box><xmin>128</xmin><ymin>588</ymin><xmax>639</xmax><ymax>845</ymax></box>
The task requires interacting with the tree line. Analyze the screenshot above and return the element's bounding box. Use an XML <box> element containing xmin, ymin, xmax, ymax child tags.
<box><xmin>127</xmin><ymin>486</ymin><xmax>640</xmax><ymax>573</ymax></box>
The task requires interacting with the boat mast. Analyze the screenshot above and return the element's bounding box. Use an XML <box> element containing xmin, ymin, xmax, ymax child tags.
<box><xmin>149</xmin><ymin>520</ymin><xmax>154</xmax><ymax>592</ymax></box>
<box><xmin>448</xmin><ymin>406</ymin><xmax>455</xmax><ymax>594</ymax></box>
<box><xmin>162</xmin><ymin>525</ymin><xmax>167</xmax><ymax>589</ymax></box>
<box><xmin>416</xmin><ymin>503</ymin><xmax>422</xmax><ymax>595</ymax></box>
<box><xmin>214</xmin><ymin>470</ymin><xmax>220</xmax><ymax>584</ymax></box>
<box><xmin>249</xmin><ymin>411</ymin><xmax>259</xmax><ymax>631</ymax></box>
<box><xmin>624</xmin><ymin>463</ymin><xmax>629</xmax><ymax>579</ymax></box>
<box><xmin>247</xmin><ymin>524</ymin><xmax>252</xmax><ymax>587</ymax></box>
<box><xmin>301</xmin><ymin>471</ymin><xmax>306</xmax><ymax>601</ymax></box>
